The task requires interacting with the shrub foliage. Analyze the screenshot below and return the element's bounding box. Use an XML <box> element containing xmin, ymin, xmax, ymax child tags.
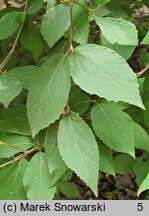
<box><xmin>0</xmin><ymin>0</ymin><xmax>149</xmax><ymax>199</ymax></box>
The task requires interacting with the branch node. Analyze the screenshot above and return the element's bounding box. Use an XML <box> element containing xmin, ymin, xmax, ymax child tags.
<box><xmin>63</xmin><ymin>105</ymin><xmax>70</xmax><ymax>115</ymax></box>
<box><xmin>1</xmin><ymin>70</ymin><xmax>8</xmax><ymax>74</ymax></box>
<box><xmin>91</xmin><ymin>99</ymin><xmax>97</xmax><ymax>104</ymax></box>
<box><xmin>67</xmin><ymin>45</ymin><xmax>74</xmax><ymax>55</ymax></box>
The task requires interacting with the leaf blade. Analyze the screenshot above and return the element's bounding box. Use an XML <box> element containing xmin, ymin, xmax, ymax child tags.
<box><xmin>27</xmin><ymin>54</ymin><xmax>71</xmax><ymax>137</ymax></box>
<box><xmin>95</xmin><ymin>17</ymin><xmax>138</xmax><ymax>45</ymax></box>
<box><xmin>137</xmin><ymin>172</ymin><xmax>149</xmax><ymax>195</ymax></box>
<box><xmin>0</xmin><ymin>159</ymin><xmax>28</xmax><ymax>200</ymax></box>
<box><xmin>0</xmin><ymin>11</ymin><xmax>20</xmax><ymax>40</ymax></box>
<box><xmin>69</xmin><ymin>44</ymin><xmax>143</xmax><ymax>108</ymax></box>
<box><xmin>0</xmin><ymin>74</ymin><xmax>22</xmax><ymax>108</ymax></box>
<box><xmin>23</xmin><ymin>152</ymin><xmax>56</xmax><ymax>200</ymax></box>
<box><xmin>44</xmin><ymin>122</ymin><xmax>68</xmax><ymax>188</ymax></box>
<box><xmin>41</xmin><ymin>4</ymin><xmax>70</xmax><ymax>47</ymax></box>
<box><xmin>91</xmin><ymin>100</ymin><xmax>135</xmax><ymax>156</ymax></box>
<box><xmin>58</xmin><ymin>112</ymin><xmax>99</xmax><ymax>196</ymax></box>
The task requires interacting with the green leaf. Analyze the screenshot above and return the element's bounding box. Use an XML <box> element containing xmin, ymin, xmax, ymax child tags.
<box><xmin>99</xmin><ymin>142</ymin><xmax>115</xmax><ymax>175</ymax></box>
<box><xmin>106</xmin><ymin>4</ymin><xmax>129</xmax><ymax>18</ymax></box>
<box><xmin>126</xmin><ymin>105</ymin><xmax>144</xmax><ymax>125</ymax></box>
<box><xmin>27</xmin><ymin>0</ymin><xmax>42</xmax><ymax>14</ymax></box>
<box><xmin>69</xmin><ymin>85</ymin><xmax>91</xmax><ymax>115</ymax></box>
<box><xmin>9</xmin><ymin>66</ymin><xmax>40</xmax><ymax>89</ymax></box>
<box><xmin>47</xmin><ymin>0</ymin><xmax>57</xmax><ymax>8</ymax></box>
<box><xmin>23</xmin><ymin>152</ymin><xmax>57</xmax><ymax>200</ymax></box>
<box><xmin>69</xmin><ymin>44</ymin><xmax>143</xmax><ymax>108</ymax></box>
<box><xmin>0</xmin><ymin>11</ymin><xmax>20</xmax><ymax>40</ymax></box>
<box><xmin>0</xmin><ymin>106</ymin><xmax>31</xmax><ymax>136</ymax></box>
<box><xmin>91</xmin><ymin>100</ymin><xmax>135</xmax><ymax>156</ymax></box>
<box><xmin>116</xmin><ymin>101</ymin><xmax>130</xmax><ymax>110</ymax></box>
<box><xmin>95</xmin><ymin>17</ymin><xmax>138</xmax><ymax>45</ymax></box>
<box><xmin>141</xmin><ymin>30</ymin><xmax>149</xmax><ymax>45</ymax></box>
<box><xmin>0</xmin><ymin>105</ymin><xmax>26</xmax><ymax>119</ymax></box>
<box><xmin>133</xmin><ymin>160</ymin><xmax>149</xmax><ymax>186</ymax></box>
<box><xmin>139</xmin><ymin>50</ymin><xmax>149</xmax><ymax>67</ymax></box>
<box><xmin>137</xmin><ymin>172</ymin><xmax>149</xmax><ymax>195</ymax></box>
<box><xmin>0</xmin><ymin>159</ymin><xmax>28</xmax><ymax>200</ymax></box>
<box><xmin>41</xmin><ymin>3</ymin><xmax>70</xmax><ymax>47</ymax></box>
<box><xmin>0</xmin><ymin>117</ymin><xmax>31</xmax><ymax>136</ymax></box>
<box><xmin>27</xmin><ymin>53</ymin><xmax>71</xmax><ymax>137</ymax></box>
<box><xmin>20</xmin><ymin>24</ymin><xmax>44</xmax><ymax>61</ymax></box>
<box><xmin>58</xmin><ymin>111</ymin><xmax>99</xmax><ymax>196</ymax></box>
<box><xmin>72</xmin><ymin>1</ymin><xmax>89</xmax><ymax>44</ymax></box>
<box><xmin>89</xmin><ymin>6</ymin><xmax>109</xmax><ymax>22</ymax></box>
<box><xmin>101</xmin><ymin>33</ymin><xmax>135</xmax><ymax>60</ymax></box>
<box><xmin>54</xmin><ymin>169</ymin><xmax>73</xmax><ymax>187</ymax></box>
<box><xmin>44</xmin><ymin>123</ymin><xmax>67</xmax><ymax>188</ymax></box>
<box><xmin>15</xmin><ymin>12</ymin><xmax>25</xmax><ymax>25</ymax></box>
<box><xmin>73</xmin><ymin>14</ymin><xmax>89</xmax><ymax>45</ymax></box>
<box><xmin>58</xmin><ymin>182</ymin><xmax>79</xmax><ymax>198</ymax></box>
<box><xmin>113</xmin><ymin>154</ymin><xmax>135</xmax><ymax>175</ymax></box>
<box><xmin>0</xmin><ymin>73</ymin><xmax>22</xmax><ymax>108</ymax></box>
<box><xmin>134</xmin><ymin>123</ymin><xmax>149</xmax><ymax>152</ymax></box>
<box><xmin>0</xmin><ymin>134</ymin><xmax>32</xmax><ymax>158</ymax></box>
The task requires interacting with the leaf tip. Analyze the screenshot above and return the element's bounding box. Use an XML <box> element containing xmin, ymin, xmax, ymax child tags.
<box><xmin>129</xmin><ymin>151</ymin><xmax>135</xmax><ymax>159</ymax></box>
<box><xmin>137</xmin><ymin>189</ymin><xmax>141</xmax><ymax>197</ymax></box>
<box><xmin>92</xmin><ymin>186</ymin><xmax>99</xmax><ymax>197</ymax></box>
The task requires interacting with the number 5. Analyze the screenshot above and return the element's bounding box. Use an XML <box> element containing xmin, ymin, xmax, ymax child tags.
<box><xmin>137</xmin><ymin>203</ymin><xmax>143</xmax><ymax>211</ymax></box>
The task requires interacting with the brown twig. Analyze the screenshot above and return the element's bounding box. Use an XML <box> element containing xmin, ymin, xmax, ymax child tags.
<box><xmin>0</xmin><ymin>146</ymin><xmax>41</xmax><ymax>169</ymax></box>
<box><xmin>67</xmin><ymin>0</ymin><xmax>73</xmax><ymax>54</ymax></box>
<box><xmin>136</xmin><ymin>65</ymin><xmax>149</xmax><ymax>78</ymax></box>
<box><xmin>0</xmin><ymin>0</ymin><xmax>28</xmax><ymax>71</ymax></box>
